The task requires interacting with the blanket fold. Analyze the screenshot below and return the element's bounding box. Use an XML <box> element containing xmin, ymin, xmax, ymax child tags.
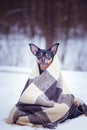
<box><xmin>7</xmin><ymin>55</ymin><xmax>87</xmax><ymax>128</ymax></box>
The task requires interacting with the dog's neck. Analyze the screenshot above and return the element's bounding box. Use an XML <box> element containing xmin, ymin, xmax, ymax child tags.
<box><xmin>38</xmin><ymin>64</ymin><xmax>44</xmax><ymax>74</ymax></box>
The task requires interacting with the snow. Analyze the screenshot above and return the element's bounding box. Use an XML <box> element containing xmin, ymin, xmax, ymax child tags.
<box><xmin>0</xmin><ymin>66</ymin><xmax>87</xmax><ymax>130</ymax></box>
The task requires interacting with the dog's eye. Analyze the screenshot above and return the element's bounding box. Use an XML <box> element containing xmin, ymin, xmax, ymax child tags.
<box><xmin>37</xmin><ymin>53</ymin><xmax>43</xmax><ymax>58</ymax></box>
<box><xmin>46</xmin><ymin>53</ymin><xmax>51</xmax><ymax>59</ymax></box>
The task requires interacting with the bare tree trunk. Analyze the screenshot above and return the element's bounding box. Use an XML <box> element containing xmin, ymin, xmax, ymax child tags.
<box><xmin>61</xmin><ymin>0</ymin><xmax>72</xmax><ymax>63</ymax></box>
<box><xmin>44</xmin><ymin>0</ymin><xmax>55</xmax><ymax>49</ymax></box>
<box><xmin>45</xmin><ymin>31</ymin><xmax>54</xmax><ymax>49</ymax></box>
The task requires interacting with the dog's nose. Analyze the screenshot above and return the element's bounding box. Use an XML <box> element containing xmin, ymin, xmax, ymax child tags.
<box><xmin>41</xmin><ymin>57</ymin><xmax>46</xmax><ymax>63</ymax></box>
<box><xmin>42</xmin><ymin>58</ymin><xmax>45</xmax><ymax>62</ymax></box>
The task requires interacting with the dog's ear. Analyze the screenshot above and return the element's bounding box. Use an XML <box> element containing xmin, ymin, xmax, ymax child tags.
<box><xmin>49</xmin><ymin>43</ymin><xmax>60</xmax><ymax>55</ymax></box>
<box><xmin>29</xmin><ymin>44</ymin><xmax>40</xmax><ymax>56</ymax></box>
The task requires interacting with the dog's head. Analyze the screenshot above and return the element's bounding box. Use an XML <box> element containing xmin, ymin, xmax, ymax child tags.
<box><xmin>29</xmin><ymin>43</ymin><xmax>59</xmax><ymax>72</ymax></box>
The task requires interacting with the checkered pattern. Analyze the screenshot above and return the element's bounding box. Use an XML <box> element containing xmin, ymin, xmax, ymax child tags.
<box><xmin>7</xmin><ymin>55</ymin><xmax>87</xmax><ymax>128</ymax></box>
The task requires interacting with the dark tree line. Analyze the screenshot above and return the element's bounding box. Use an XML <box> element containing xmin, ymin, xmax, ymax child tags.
<box><xmin>0</xmin><ymin>0</ymin><xmax>87</xmax><ymax>48</ymax></box>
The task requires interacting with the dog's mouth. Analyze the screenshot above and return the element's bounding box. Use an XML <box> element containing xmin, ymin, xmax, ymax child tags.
<box><xmin>39</xmin><ymin>62</ymin><xmax>48</xmax><ymax>65</ymax></box>
<box><xmin>37</xmin><ymin>58</ymin><xmax>53</xmax><ymax>71</ymax></box>
<box><xmin>39</xmin><ymin>62</ymin><xmax>49</xmax><ymax>70</ymax></box>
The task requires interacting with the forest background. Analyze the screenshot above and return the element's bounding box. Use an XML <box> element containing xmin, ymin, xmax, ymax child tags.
<box><xmin>0</xmin><ymin>0</ymin><xmax>87</xmax><ymax>71</ymax></box>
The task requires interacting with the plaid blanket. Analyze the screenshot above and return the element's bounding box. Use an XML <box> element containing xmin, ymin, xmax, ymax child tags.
<box><xmin>7</xmin><ymin>55</ymin><xmax>87</xmax><ymax>129</ymax></box>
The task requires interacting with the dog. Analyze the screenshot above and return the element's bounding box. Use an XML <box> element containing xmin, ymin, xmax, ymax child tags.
<box><xmin>29</xmin><ymin>43</ymin><xmax>59</xmax><ymax>74</ymax></box>
<box><xmin>6</xmin><ymin>43</ymin><xmax>87</xmax><ymax>129</ymax></box>
<box><xmin>29</xmin><ymin>43</ymin><xmax>87</xmax><ymax>121</ymax></box>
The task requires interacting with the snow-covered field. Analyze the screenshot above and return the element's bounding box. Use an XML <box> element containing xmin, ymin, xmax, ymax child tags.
<box><xmin>0</xmin><ymin>66</ymin><xmax>87</xmax><ymax>130</ymax></box>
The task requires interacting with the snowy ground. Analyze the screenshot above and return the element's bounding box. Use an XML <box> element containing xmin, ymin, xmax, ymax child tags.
<box><xmin>0</xmin><ymin>66</ymin><xmax>87</xmax><ymax>130</ymax></box>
